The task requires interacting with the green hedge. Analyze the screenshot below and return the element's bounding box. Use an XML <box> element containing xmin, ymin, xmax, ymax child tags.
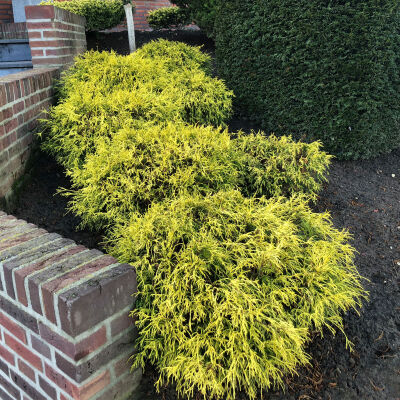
<box><xmin>215</xmin><ymin>0</ymin><xmax>400</xmax><ymax>159</ymax></box>
<box><xmin>40</xmin><ymin>0</ymin><xmax>127</xmax><ymax>31</ymax></box>
<box><xmin>147</xmin><ymin>6</ymin><xmax>191</xmax><ymax>30</ymax></box>
<box><xmin>109</xmin><ymin>191</ymin><xmax>365</xmax><ymax>400</ymax></box>
<box><xmin>173</xmin><ymin>0</ymin><xmax>217</xmax><ymax>36</ymax></box>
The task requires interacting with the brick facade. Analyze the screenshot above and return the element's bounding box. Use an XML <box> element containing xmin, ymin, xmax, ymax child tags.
<box><xmin>0</xmin><ymin>212</ymin><xmax>141</xmax><ymax>399</ymax></box>
<box><xmin>25</xmin><ymin>5</ymin><xmax>87</xmax><ymax>69</ymax></box>
<box><xmin>0</xmin><ymin>68</ymin><xmax>60</xmax><ymax>200</ymax></box>
<box><xmin>0</xmin><ymin>1</ymin><xmax>13</xmax><ymax>24</ymax></box>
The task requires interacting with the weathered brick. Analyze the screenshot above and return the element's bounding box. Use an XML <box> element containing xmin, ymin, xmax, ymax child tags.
<box><xmin>0</xmin><ymin>294</ymin><xmax>38</xmax><ymax>333</ymax></box>
<box><xmin>39</xmin><ymin>376</ymin><xmax>57</xmax><ymax>399</ymax></box>
<box><xmin>28</xmin><ymin>249</ymin><xmax>102</xmax><ymax>315</ymax></box>
<box><xmin>45</xmin><ymin>363</ymin><xmax>78</xmax><ymax>397</ymax></box>
<box><xmin>56</xmin><ymin>327</ymin><xmax>136</xmax><ymax>383</ymax></box>
<box><xmin>111</xmin><ymin>312</ymin><xmax>134</xmax><ymax>337</ymax></box>
<box><xmin>5</xmin><ymin>333</ymin><xmax>43</xmax><ymax>372</ymax></box>
<box><xmin>58</xmin><ymin>264</ymin><xmax>137</xmax><ymax>336</ymax></box>
<box><xmin>96</xmin><ymin>368</ymin><xmax>142</xmax><ymax>400</ymax></box>
<box><xmin>30</xmin><ymin>334</ymin><xmax>51</xmax><ymax>360</ymax></box>
<box><xmin>42</xmin><ymin>255</ymin><xmax>116</xmax><ymax>323</ymax></box>
<box><xmin>0</xmin><ymin>386</ymin><xmax>14</xmax><ymax>400</ymax></box>
<box><xmin>9</xmin><ymin>370</ymin><xmax>47</xmax><ymax>400</ymax></box>
<box><xmin>39</xmin><ymin>323</ymin><xmax>106</xmax><ymax>361</ymax></box>
<box><xmin>2</xmin><ymin>233</ymin><xmax>63</xmax><ymax>299</ymax></box>
<box><xmin>0</xmin><ymin>231</ymin><xmax>55</xmax><ymax>262</ymax></box>
<box><xmin>0</xmin><ymin>374</ymin><xmax>20</xmax><ymax>399</ymax></box>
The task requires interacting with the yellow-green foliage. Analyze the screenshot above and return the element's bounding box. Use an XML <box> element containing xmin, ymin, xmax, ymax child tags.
<box><xmin>40</xmin><ymin>0</ymin><xmax>127</xmax><ymax>31</ymax></box>
<box><xmin>41</xmin><ymin>43</ymin><xmax>233</xmax><ymax>169</ymax></box>
<box><xmin>63</xmin><ymin>124</ymin><xmax>332</xmax><ymax>229</ymax></box>
<box><xmin>65</xmin><ymin>122</ymin><xmax>238</xmax><ymax>228</ymax></box>
<box><xmin>134</xmin><ymin>39</ymin><xmax>211</xmax><ymax>74</ymax></box>
<box><xmin>235</xmin><ymin>133</ymin><xmax>332</xmax><ymax>201</ymax></box>
<box><xmin>108</xmin><ymin>190</ymin><xmax>366</xmax><ymax>400</ymax></box>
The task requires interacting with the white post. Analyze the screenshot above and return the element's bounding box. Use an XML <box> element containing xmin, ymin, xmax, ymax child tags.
<box><xmin>124</xmin><ymin>3</ymin><xmax>136</xmax><ymax>53</ymax></box>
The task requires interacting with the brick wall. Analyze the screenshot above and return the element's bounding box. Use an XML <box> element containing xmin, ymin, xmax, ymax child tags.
<box><xmin>0</xmin><ymin>212</ymin><xmax>141</xmax><ymax>399</ymax></box>
<box><xmin>0</xmin><ymin>0</ymin><xmax>13</xmax><ymax>24</ymax></box>
<box><xmin>25</xmin><ymin>5</ymin><xmax>86</xmax><ymax>69</ymax></box>
<box><xmin>0</xmin><ymin>22</ymin><xmax>28</xmax><ymax>39</ymax></box>
<box><xmin>0</xmin><ymin>68</ymin><xmax>60</xmax><ymax>200</ymax></box>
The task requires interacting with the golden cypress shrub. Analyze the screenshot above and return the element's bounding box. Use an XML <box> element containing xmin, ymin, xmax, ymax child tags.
<box><xmin>134</xmin><ymin>39</ymin><xmax>212</xmax><ymax>74</ymax></box>
<box><xmin>40</xmin><ymin>45</ymin><xmax>233</xmax><ymax>169</ymax></box>
<box><xmin>235</xmin><ymin>133</ymin><xmax>332</xmax><ymax>201</ymax></box>
<box><xmin>108</xmin><ymin>190</ymin><xmax>366</xmax><ymax>400</ymax></box>
<box><xmin>64</xmin><ymin>122</ymin><xmax>238</xmax><ymax>228</ymax></box>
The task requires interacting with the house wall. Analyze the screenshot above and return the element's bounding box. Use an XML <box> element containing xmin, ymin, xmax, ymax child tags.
<box><xmin>0</xmin><ymin>0</ymin><xmax>13</xmax><ymax>24</ymax></box>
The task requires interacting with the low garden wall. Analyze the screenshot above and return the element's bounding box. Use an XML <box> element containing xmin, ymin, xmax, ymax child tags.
<box><xmin>0</xmin><ymin>68</ymin><xmax>60</xmax><ymax>200</ymax></box>
<box><xmin>25</xmin><ymin>5</ymin><xmax>87</xmax><ymax>68</ymax></box>
<box><xmin>0</xmin><ymin>5</ymin><xmax>87</xmax><ymax>201</ymax></box>
<box><xmin>0</xmin><ymin>212</ymin><xmax>141</xmax><ymax>400</ymax></box>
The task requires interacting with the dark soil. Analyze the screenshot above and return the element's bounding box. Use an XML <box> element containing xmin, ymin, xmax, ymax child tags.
<box><xmin>9</xmin><ymin>30</ymin><xmax>400</xmax><ymax>400</ymax></box>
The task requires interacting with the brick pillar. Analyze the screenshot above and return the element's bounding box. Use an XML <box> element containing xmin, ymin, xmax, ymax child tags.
<box><xmin>25</xmin><ymin>5</ymin><xmax>86</xmax><ymax>69</ymax></box>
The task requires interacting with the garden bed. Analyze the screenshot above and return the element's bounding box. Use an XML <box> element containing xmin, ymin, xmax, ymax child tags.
<box><xmin>11</xmin><ymin>143</ymin><xmax>400</xmax><ymax>400</ymax></box>
<box><xmin>9</xmin><ymin>30</ymin><xmax>400</xmax><ymax>400</ymax></box>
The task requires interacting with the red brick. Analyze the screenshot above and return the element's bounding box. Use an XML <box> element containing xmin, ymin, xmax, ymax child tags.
<box><xmin>110</xmin><ymin>312</ymin><xmax>134</xmax><ymax>337</ymax></box>
<box><xmin>25</xmin><ymin>5</ymin><xmax>55</xmax><ymax>20</ymax></box>
<box><xmin>79</xmin><ymin>369</ymin><xmax>110</xmax><ymax>400</ymax></box>
<box><xmin>39</xmin><ymin>323</ymin><xmax>107</xmax><ymax>361</ymax></box>
<box><xmin>0</xmin><ymin>343</ymin><xmax>15</xmax><ymax>365</ymax></box>
<box><xmin>0</xmin><ymin>312</ymin><xmax>26</xmax><ymax>343</ymax></box>
<box><xmin>4</xmin><ymin>333</ymin><xmax>43</xmax><ymax>372</ymax></box>
<box><xmin>45</xmin><ymin>363</ymin><xmax>78</xmax><ymax>397</ymax></box>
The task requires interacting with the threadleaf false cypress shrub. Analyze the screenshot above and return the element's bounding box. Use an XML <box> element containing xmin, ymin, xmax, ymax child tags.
<box><xmin>108</xmin><ymin>191</ymin><xmax>366</xmax><ymax>400</ymax></box>
<box><xmin>215</xmin><ymin>0</ymin><xmax>400</xmax><ymax>159</ymax></box>
<box><xmin>40</xmin><ymin>43</ymin><xmax>233</xmax><ymax>169</ymax></box>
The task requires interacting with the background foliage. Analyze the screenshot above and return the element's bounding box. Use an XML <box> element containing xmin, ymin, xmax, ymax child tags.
<box><xmin>215</xmin><ymin>0</ymin><xmax>400</xmax><ymax>159</ymax></box>
<box><xmin>173</xmin><ymin>0</ymin><xmax>217</xmax><ymax>36</ymax></box>
<box><xmin>40</xmin><ymin>0</ymin><xmax>128</xmax><ymax>31</ymax></box>
<box><xmin>147</xmin><ymin>6</ymin><xmax>191</xmax><ymax>30</ymax></box>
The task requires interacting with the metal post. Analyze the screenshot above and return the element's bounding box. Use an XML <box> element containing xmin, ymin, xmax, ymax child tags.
<box><xmin>124</xmin><ymin>3</ymin><xmax>136</xmax><ymax>53</ymax></box>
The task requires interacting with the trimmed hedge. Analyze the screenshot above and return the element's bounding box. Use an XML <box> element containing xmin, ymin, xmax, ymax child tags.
<box><xmin>109</xmin><ymin>191</ymin><xmax>365</xmax><ymax>400</ymax></box>
<box><xmin>147</xmin><ymin>6</ymin><xmax>191</xmax><ymax>30</ymax></box>
<box><xmin>215</xmin><ymin>0</ymin><xmax>400</xmax><ymax>159</ymax></box>
<box><xmin>40</xmin><ymin>0</ymin><xmax>127</xmax><ymax>31</ymax></box>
